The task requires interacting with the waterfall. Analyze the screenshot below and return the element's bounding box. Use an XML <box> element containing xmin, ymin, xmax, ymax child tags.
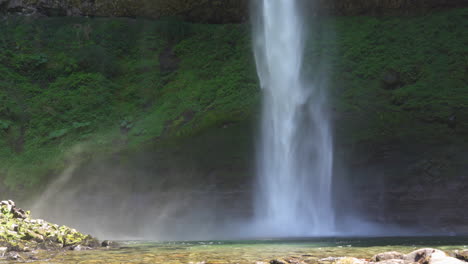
<box><xmin>252</xmin><ymin>0</ymin><xmax>335</xmax><ymax>236</ymax></box>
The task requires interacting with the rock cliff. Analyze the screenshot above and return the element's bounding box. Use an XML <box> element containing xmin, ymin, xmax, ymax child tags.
<box><xmin>1</xmin><ymin>0</ymin><xmax>468</xmax><ymax>23</ymax></box>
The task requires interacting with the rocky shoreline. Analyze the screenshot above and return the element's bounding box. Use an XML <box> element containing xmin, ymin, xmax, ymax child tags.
<box><xmin>2</xmin><ymin>199</ymin><xmax>468</xmax><ymax>263</ymax></box>
<box><xmin>266</xmin><ymin>248</ymin><xmax>468</xmax><ymax>264</ymax></box>
<box><xmin>0</xmin><ymin>200</ymin><xmax>113</xmax><ymax>261</ymax></box>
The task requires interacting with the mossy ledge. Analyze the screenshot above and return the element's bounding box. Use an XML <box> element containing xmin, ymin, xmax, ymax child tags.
<box><xmin>0</xmin><ymin>200</ymin><xmax>101</xmax><ymax>261</ymax></box>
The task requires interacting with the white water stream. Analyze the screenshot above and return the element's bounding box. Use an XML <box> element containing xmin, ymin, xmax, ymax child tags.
<box><xmin>253</xmin><ymin>0</ymin><xmax>335</xmax><ymax>236</ymax></box>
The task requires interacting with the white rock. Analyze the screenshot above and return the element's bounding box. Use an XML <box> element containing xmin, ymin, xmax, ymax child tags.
<box><xmin>0</xmin><ymin>247</ymin><xmax>7</xmax><ymax>257</ymax></box>
<box><xmin>336</xmin><ymin>257</ymin><xmax>368</xmax><ymax>264</ymax></box>
<box><xmin>404</xmin><ymin>248</ymin><xmax>465</xmax><ymax>264</ymax></box>
<box><xmin>371</xmin><ymin>260</ymin><xmax>406</xmax><ymax>264</ymax></box>
<box><xmin>372</xmin><ymin>251</ymin><xmax>405</xmax><ymax>262</ymax></box>
<box><xmin>320</xmin><ymin>256</ymin><xmax>344</xmax><ymax>262</ymax></box>
<box><xmin>431</xmin><ymin>250</ymin><xmax>465</xmax><ymax>264</ymax></box>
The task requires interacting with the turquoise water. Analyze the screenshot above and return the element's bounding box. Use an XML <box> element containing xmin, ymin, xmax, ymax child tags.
<box><xmin>5</xmin><ymin>237</ymin><xmax>468</xmax><ymax>264</ymax></box>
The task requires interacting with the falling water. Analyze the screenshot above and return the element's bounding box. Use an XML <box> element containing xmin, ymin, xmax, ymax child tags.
<box><xmin>253</xmin><ymin>0</ymin><xmax>335</xmax><ymax>236</ymax></box>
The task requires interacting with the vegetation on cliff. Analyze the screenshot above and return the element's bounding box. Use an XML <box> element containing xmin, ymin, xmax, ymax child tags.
<box><xmin>0</xmin><ymin>8</ymin><xmax>466</xmax><ymax>192</ymax></box>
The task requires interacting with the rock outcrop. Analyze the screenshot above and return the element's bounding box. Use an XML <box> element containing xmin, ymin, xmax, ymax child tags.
<box><xmin>0</xmin><ymin>199</ymin><xmax>99</xmax><ymax>259</ymax></box>
<box><xmin>272</xmin><ymin>248</ymin><xmax>468</xmax><ymax>264</ymax></box>
<box><xmin>454</xmin><ymin>250</ymin><xmax>468</xmax><ymax>262</ymax></box>
<box><xmin>371</xmin><ymin>252</ymin><xmax>405</xmax><ymax>262</ymax></box>
<box><xmin>371</xmin><ymin>249</ymin><xmax>466</xmax><ymax>264</ymax></box>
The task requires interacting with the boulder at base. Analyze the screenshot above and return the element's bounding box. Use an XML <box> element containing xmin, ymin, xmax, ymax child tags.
<box><xmin>371</xmin><ymin>248</ymin><xmax>466</xmax><ymax>264</ymax></box>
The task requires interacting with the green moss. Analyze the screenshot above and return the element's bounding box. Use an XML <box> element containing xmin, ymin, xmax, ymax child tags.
<box><xmin>0</xmin><ymin>201</ymin><xmax>97</xmax><ymax>249</ymax></box>
<box><xmin>0</xmin><ymin>8</ymin><xmax>467</xmax><ymax>190</ymax></box>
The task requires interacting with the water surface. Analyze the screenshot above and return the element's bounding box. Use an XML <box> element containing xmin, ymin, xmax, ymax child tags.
<box><xmin>9</xmin><ymin>237</ymin><xmax>467</xmax><ymax>264</ymax></box>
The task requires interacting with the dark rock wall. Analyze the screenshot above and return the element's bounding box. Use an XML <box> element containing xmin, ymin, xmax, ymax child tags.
<box><xmin>317</xmin><ymin>0</ymin><xmax>468</xmax><ymax>15</ymax></box>
<box><xmin>2</xmin><ymin>0</ymin><xmax>468</xmax><ymax>23</ymax></box>
<box><xmin>336</xmin><ymin>141</ymin><xmax>468</xmax><ymax>234</ymax></box>
<box><xmin>0</xmin><ymin>0</ymin><xmax>249</xmax><ymax>23</ymax></box>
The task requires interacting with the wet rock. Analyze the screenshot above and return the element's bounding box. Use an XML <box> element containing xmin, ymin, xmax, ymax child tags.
<box><xmin>454</xmin><ymin>250</ymin><xmax>468</xmax><ymax>262</ymax></box>
<box><xmin>101</xmin><ymin>240</ymin><xmax>119</xmax><ymax>248</ymax></box>
<box><xmin>372</xmin><ymin>251</ymin><xmax>405</xmax><ymax>262</ymax></box>
<box><xmin>271</xmin><ymin>260</ymin><xmax>287</xmax><ymax>264</ymax></box>
<box><xmin>70</xmin><ymin>244</ymin><xmax>91</xmax><ymax>251</ymax></box>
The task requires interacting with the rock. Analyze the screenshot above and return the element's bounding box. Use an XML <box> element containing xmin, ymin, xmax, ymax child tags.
<box><xmin>336</xmin><ymin>257</ymin><xmax>368</xmax><ymax>264</ymax></box>
<box><xmin>404</xmin><ymin>248</ymin><xmax>441</xmax><ymax>263</ymax></box>
<box><xmin>38</xmin><ymin>239</ymin><xmax>63</xmax><ymax>250</ymax></box>
<box><xmin>23</xmin><ymin>231</ymin><xmax>44</xmax><ymax>243</ymax></box>
<box><xmin>8</xmin><ymin>241</ymin><xmax>32</xmax><ymax>252</ymax></box>
<box><xmin>285</xmin><ymin>257</ymin><xmax>305</xmax><ymax>264</ymax></box>
<box><xmin>70</xmin><ymin>244</ymin><xmax>82</xmax><ymax>251</ymax></box>
<box><xmin>6</xmin><ymin>200</ymin><xmax>15</xmax><ymax>207</ymax></box>
<box><xmin>429</xmin><ymin>251</ymin><xmax>466</xmax><ymax>264</ymax></box>
<box><xmin>70</xmin><ymin>244</ymin><xmax>92</xmax><ymax>251</ymax></box>
<box><xmin>0</xmin><ymin>200</ymin><xmax>13</xmax><ymax>213</ymax></box>
<box><xmin>101</xmin><ymin>240</ymin><xmax>119</xmax><ymax>248</ymax></box>
<box><xmin>0</xmin><ymin>247</ymin><xmax>7</xmax><ymax>257</ymax></box>
<box><xmin>320</xmin><ymin>257</ymin><xmax>344</xmax><ymax>262</ymax></box>
<box><xmin>454</xmin><ymin>250</ymin><xmax>468</xmax><ymax>262</ymax></box>
<box><xmin>6</xmin><ymin>251</ymin><xmax>21</xmax><ymax>261</ymax></box>
<box><xmin>270</xmin><ymin>260</ymin><xmax>287</xmax><ymax>264</ymax></box>
<box><xmin>12</xmin><ymin>207</ymin><xmax>28</xmax><ymax>219</ymax></box>
<box><xmin>0</xmin><ymin>200</ymin><xmax>99</xmax><ymax>253</ymax></box>
<box><xmin>404</xmin><ymin>248</ymin><xmax>465</xmax><ymax>264</ymax></box>
<box><xmin>373</xmin><ymin>260</ymin><xmax>407</xmax><ymax>264</ymax></box>
<box><xmin>372</xmin><ymin>252</ymin><xmax>405</xmax><ymax>262</ymax></box>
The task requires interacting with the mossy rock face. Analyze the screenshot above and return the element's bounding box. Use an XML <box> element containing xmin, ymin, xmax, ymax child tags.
<box><xmin>0</xmin><ymin>200</ymin><xmax>99</xmax><ymax>252</ymax></box>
